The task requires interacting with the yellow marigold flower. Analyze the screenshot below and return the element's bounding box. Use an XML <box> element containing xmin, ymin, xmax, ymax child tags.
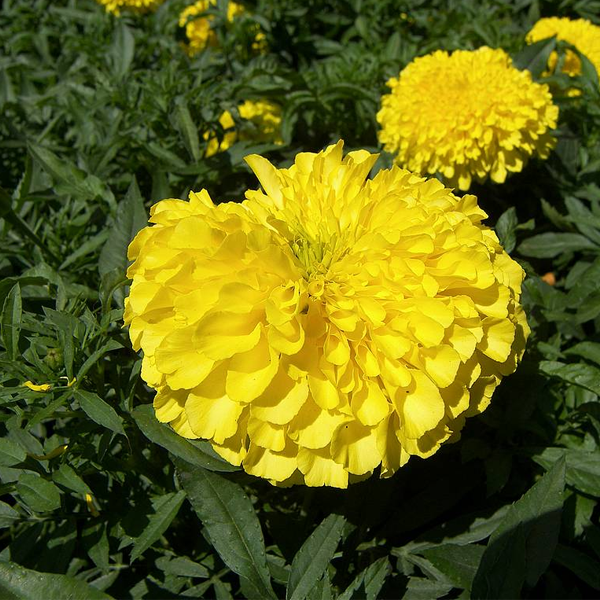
<box><xmin>179</xmin><ymin>0</ymin><xmax>265</xmax><ymax>56</ymax></box>
<box><xmin>204</xmin><ymin>100</ymin><xmax>283</xmax><ymax>157</ymax></box>
<box><xmin>23</xmin><ymin>381</ymin><xmax>52</xmax><ymax>392</ymax></box>
<box><xmin>527</xmin><ymin>17</ymin><xmax>600</xmax><ymax>84</ymax></box>
<box><xmin>96</xmin><ymin>0</ymin><xmax>164</xmax><ymax>16</ymax></box>
<box><xmin>124</xmin><ymin>142</ymin><xmax>529</xmax><ymax>488</ymax></box>
<box><xmin>377</xmin><ymin>47</ymin><xmax>558</xmax><ymax>191</ymax></box>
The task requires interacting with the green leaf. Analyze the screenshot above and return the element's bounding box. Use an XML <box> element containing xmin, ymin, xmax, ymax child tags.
<box><xmin>52</xmin><ymin>464</ymin><xmax>92</xmax><ymax>495</ymax></box>
<box><xmin>155</xmin><ymin>556</ymin><xmax>209</xmax><ymax>579</ymax></box>
<box><xmin>177</xmin><ymin>460</ymin><xmax>277</xmax><ymax>600</ymax></box>
<box><xmin>77</xmin><ymin>339</ymin><xmax>123</xmax><ymax>381</ymax></box>
<box><xmin>565</xmin><ymin>341</ymin><xmax>600</xmax><ymax>366</ymax></box>
<box><xmin>306</xmin><ymin>572</ymin><xmax>333</xmax><ymax>600</ymax></box>
<box><xmin>27</xmin><ymin>144</ymin><xmax>88</xmax><ymax>197</ymax></box>
<box><xmin>404</xmin><ymin>578</ymin><xmax>452</xmax><ymax>599</ymax></box>
<box><xmin>513</xmin><ymin>36</ymin><xmax>556</xmax><ymax>77</ymax></box>
<box><xmin>111</xmin><ymin>21</ymin><xmax>135</xmax><ymax>79</ymax></box>
<box><xmin>286</xmin><ymin>514</ymin><xmax>346</xmax><ymax>600</ymax></box>
<box><xmin>518</xmin><ymin>233</ymin><xmax>598</xmax><ymax>258</ymax></box>
<box><xmin>337</xmin><ymin>557</ymin><xmax>390</xmax><ymax>600</ymax></box>
<box><xmin>60</xmin><ymin>230</ymin><xmax>109</xmax><ymax>270</ymax></box>
<box><xmin>0</xmin><ymin>561</ymin><xmax>110</xmax><ymax>600</ymax></box>
<box><xmin>539</xmin><ymin>360</ymin><xmax>600</xmax><ymax>394</ymax></box>
<box><xmin>530</xmin><ymin>447</ymin><xmax>600</xmax><ymax>496</ymax></box>
<box><xmin>130</xmin><ymin>491</ymin><xmax>186</xmax><ymax>562</ymax></box>
<box><xmin>98</xmin><ymin>177</ymin><xmax>147</xmax><ymax>277</ymax></box>
<box><xmin>16</xmin><ymin>473</ymin><xmax>62</xmax><ymax>513</ymax></box>
<box><xmin>75</xmin><ymin>390</ymin><xmax>125</xmax><ymax>436</ymax></box>
<box><xmin>175</xmin><ymin>99</ymin><xmax>201</xmax><ymax>163</ymax></box>
<box><xmin>82</xmin><ymin>522</ymin><xmax>110</xmax><ymax>571</ymax></box>
<box><xmin>0</xmin><ymin>500</ymin><xmax>20</xmax><ymax>528</ymax></box>
<box><xmin>472</xmin><ymin>457</ymin><xmax>565</xmax><ymax>598</ymax></box>
<box><xmin>401</xmin><ymin>506</ymin><xmax>510</xmax><ymax>553</ymax></box>
<box><xmin>421</xmin><ymin>545</ymin><xmax>484</xmax><ymax>592</ymax></box>
<box><xmin>1</xmin><ymin>284</ymin><xmax>22</xmax><ymax>360</ymax></box>
<box><xmin>132</xmin><ymin>404</ymin><xmax>236</xmax><ymax>472</ymax></box>
<box><xmin>553</xmin><ymin>544</ymin><xmax>600</xmax><ymax>589</ymax></box>
<box><xmin>495</xmin><ymin>207</ymin><xmax>518</xmax><ymax>253</ymax></box>
<box><xmin>0</xmin><ymin>188</ymin><xmax>59</xmax><ymax>264</ymax></box>
<box><xmin>0</xmin><ymin>438</ymin><xmax>26</xmax><ymax>467</ymax></box>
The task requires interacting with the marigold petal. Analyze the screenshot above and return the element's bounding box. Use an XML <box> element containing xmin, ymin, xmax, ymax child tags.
<box><xmin>330</xmin><ymin>421</ymin><xmax>381</xmax><ymax>475</ymax></box>
<box><xmin>226</xmin><ymin>334</ymin><xmax>280</xmax><ymax>403</ymax></box>
<box><xmin>297</xmin><ymin>447</ymin><xmax>349</xmax><ymax>488</ymax></box>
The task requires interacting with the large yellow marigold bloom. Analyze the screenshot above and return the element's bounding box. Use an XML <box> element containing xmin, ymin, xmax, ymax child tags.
<box><xmin>204</xmin><ymin>100</ymin><xmax>283</xmax><ymax>157</ymax></box>
<box><xmin>179</xmin><ymin>0</ymin><xmax>265</xmax><ymax>55</ymax></box>
<box><xmin>96</xmin><ymin>0</ymin><xmax>164</xmax><ymax>16</ymax></box>
<box><xmin>125</xmin><ymin>142</ymin><xmax>529</xmax><ymax>488</ymax></box>
<box><xmin>527</xmin><ymin>17</ymin><xmax>600</xmax><ymax>81</ymax></box>
<box><xmin>377</xmin><ymin>47</ymin><xmax>558</xmax><ymax>191</ymax></box>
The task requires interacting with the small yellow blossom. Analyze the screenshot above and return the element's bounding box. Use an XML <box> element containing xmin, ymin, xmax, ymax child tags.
<box><xmin>179</xmin><ymin>0</ymin><xmax>265</xmax><ymax>56</ymax></box>
<box><xmin>125</xmin><ymin>142</ymin><xmax>529</xmax><ymax>488</ymax></box>
<box><xmin>86</xmin><ymin>493</ymin><xmax>100</xmax><ymax>517</ymax></box>
<box><xmin>527</xmin><ymin>17</ymin><xmax>600</xmax><ymax>91</ymax></box>
<box><xmin>95</xmin><ymin>0</ymin><xmax>164</xmax><ymax>16</ymax></box>
<box><xmin>29</xmin><ymin>444</ymin><xmax>68</xmax><ymax>461</ymax></box>
<box><xmin>23</xmin><ymin>381</ymin><xmax>52</xmax><ymax>392</ymax></box>
<box><xmin>204</xmin><ymin>100</ymin><xmax>283</xmax><ymax>157</ymax></box>
<box><xmin>377</xmin><ymin>47</ymin><xmax>558</xmax><ymax>191</ymax></box>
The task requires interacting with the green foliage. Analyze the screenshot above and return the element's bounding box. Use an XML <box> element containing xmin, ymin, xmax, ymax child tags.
<box><xmin>1</xmin><ymin>0</ymin><xmax>600</xmax><ymax>598</ymax></box>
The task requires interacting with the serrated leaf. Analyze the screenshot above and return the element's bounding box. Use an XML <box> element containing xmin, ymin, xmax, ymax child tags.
<box><xmin>27</xmin><ymin>144</ymin><xmax>89</xmax><ymax>197</ymax></box>
<box><xmin>82</xmin><ymin>522</ymin><xmax>110</xmax><ymax>571</ymax></box>
<box><xmin>111</xmin><ymin>21</ymin><xmax>135</xmax><ymax>79</ymax></box>
<box><xmin>60</xmin><ymin>230</ymin><xmax>109</xmax><ymax>270</ymax></box>
<box><xmin>1</xmin><ymin>284</ymin><xmax>22</xmax><ymax>360</ymax></box>
<box><xmin>175</xmin><ymin>100</ymin><xmax>201</xmax><ymax>162</ymax></box>
<box><xmin>513</xmin><ymin>36</ymin><xmax>556</xmax><ymax>77</ymax></box>
<box><xmin>287</xmin><ymin>514</ymin><xmax>346</xmax><ymax>600</ymax></box>
<box><xmin>472</xmin><ymin>457</ymin><xmax>565</xmax><ymax>598</ymax></box>
<box><xmin>132</xmin><ymin>404</ymin><xmax>236</xmax><ymax>472</ymax></box>
<box><xmin>130</xmin><ymin>491</ymin><xmax>186</xmax><ymax>562</ymax></box>
<box><xmin>16</xmin><ymin>473</ymin><xmax>62</xmax><ymax>513</ymax></box>
<box><xmin>0</xmin><ymin>438</ymin><xmax>26</xmax><ymax>467</ymax></box>
<box><xmin>530</xmin><ymin>447</ymin><xmax>600</xmax><ymax>496</ymax></box>
<box><xmin>403</xmin><ymin>578</ymin><xmax>452</xmax><ymax>600</ymax></box>
<box><xmin>565</xmin><ymin>341</ymin><xmax>600</xmax><ymax>366</ymax></box>
<box><xmin>401</xmin><ymin>506</ymin><xmax>510</xmax><ymax>554</ymax></box>
<box><xmin>0</xmin><ymin>500</ymin><xmax>19</xmax><ymax>528</ymax></box>
<box><xmin>518</xmin><ymin>232</ymin><xmax>599</xmax><ymax>258</ymax></box>
<box><xmin>421</xmin><ymin>544</ymin><xmax>484</xmax><ymax>592</ymax></box>
<box><xmin>539</xmin><ymin>360</ymin><xmax>600</xmax><ymax>394</ymax></box>
<box><xmin>75</xmin><ymin>390</ymin><xmax>125</xmax><ymax>436</ymax></box>
<box><xmin>177</xmin><ymin>460</ymin><xmax>277</xmax><ymax>600</ymax></box>
<box><xmin>495</xmin><ymin>207</ymin><xmax>518</xmax><ymax>254</ymax></box>
<box><xmin>553</xmin><ymin>543</ymin><xmax>600</xmax><ymax>590</ymax></box>
<box><xmin>52</xmin><ymin>463</ymin><xmax>92</xmax><ymax>495</ymax></box>
<box><xmin>99</xmin><ymin>177</ymin><xmax>147</xmax><ymax>277</ymax></box>
<box><xmin>338</xmin><ymin>557</ymin><xmax>390</xmax><ymax>600</ymax></box>
<box><xmin>155</xmin><ymin>556</ymin><xmax>209</xmax><ymax>579</ymax></box>
<box><xmin>0</xmin><ymin>561</ymin><xmax>110</xmax><ymax>600</ymax></box>
<box><xmin>77</xmin><ymin>339</ymin><xmax>123</xmax><ymax>381</ymax></box>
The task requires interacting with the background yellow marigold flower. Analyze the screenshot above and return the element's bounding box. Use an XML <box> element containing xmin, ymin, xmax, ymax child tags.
<box><xmin>527</xmin><ymin>17</ymin><xmax>600</xmax><ymax>82</ymax></box>
<box><xmin>180</xmin><ymin>0</ymin><xmax>264</xmax><ymax>55</ymax></box>
<box><xmin>125</xmin><ymin>141</ymin><xmax>529</xmax><ymax>488</ymax></box>
<box><xmin>96</xmin><ymin>0</ymin><xmax>164</xmax><ymax>16</ymax></box>
<box><xmin>377</xmin><ymin>47</ymin><xmax>559</xmax><ymax>191</ymax></box>
<box><xmin>204</xmin><ymin>100</ymin><xmax>283</xmax><ymax>157</ymax></box>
